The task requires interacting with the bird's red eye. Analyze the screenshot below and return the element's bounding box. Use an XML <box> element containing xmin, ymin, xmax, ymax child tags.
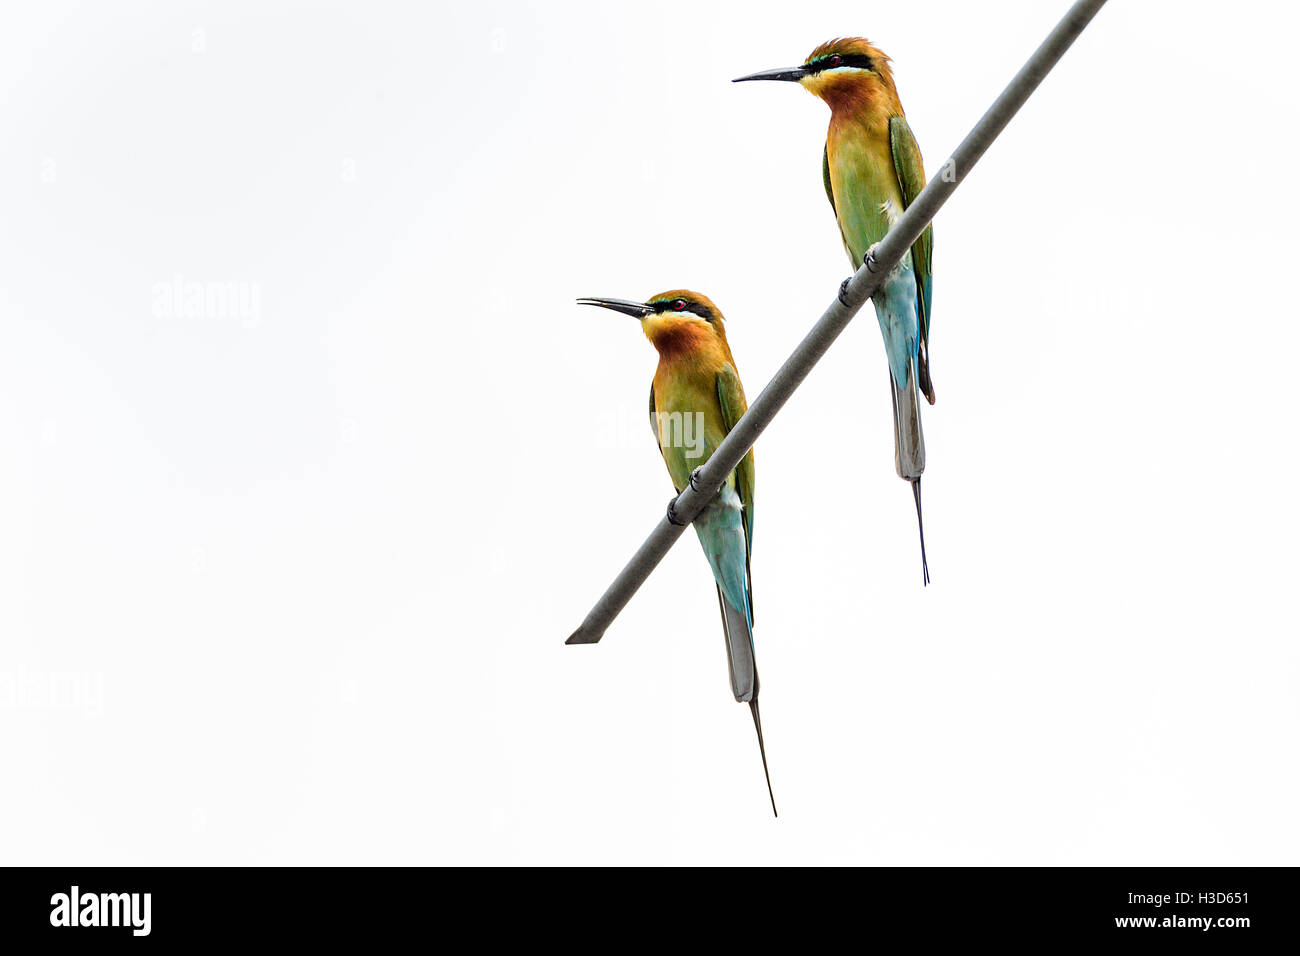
<box><xmin>673</xmin><ymin>299</ymin><xmax>686</xmax><ymax>311</ymax></box>
<box><xmin>829</xmin><ymin>54</ymin><xmax>841</xmax><ymax>66</ymax></box>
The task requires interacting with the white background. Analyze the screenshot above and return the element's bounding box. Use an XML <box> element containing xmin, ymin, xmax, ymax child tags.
<box><xmin>0</xmin><ymin>0</ymin><xmax>1296</xmax><ymax>865</ymax></box>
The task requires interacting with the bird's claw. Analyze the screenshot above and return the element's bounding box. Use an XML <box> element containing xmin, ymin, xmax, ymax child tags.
<box><xmin>669</xmin><ymin>471</ymin><xmax>712</xmax><ymax>525</ymax></box>
<box><xmin>864</xmin><ymin>243</ymin><xmax>882</xmax><ymax>273</ymax></box>
<box><xmin>838</xmin><ymin>277</ymin><xmax>852</xmax><ymax>306</ymax></box>
<box><xmin>666</xmin><ymin>495</ymin><xmax>688</xmax><ymax>527</ymax></box>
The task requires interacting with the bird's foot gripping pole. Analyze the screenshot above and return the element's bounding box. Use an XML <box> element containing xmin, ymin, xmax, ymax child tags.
<box><xmin>688</xmin><ymin>467</ymin><xmax>715</xmax><ymax>494</ymax></box>
<box><xmin>837</xmin><ymin>277</ymin><xmax>853</xmax><ymax>307</ymax></box>
<box><xmin>668</xmin><ymin>469</ymin><xmax>715</xmax><ymax>525</ymax></box>
<box><xmin>666</xmin><ymin>494</ymin><xmax>688</xmax><ymax>527</ymax></box>
<box><xmin>842</xmin><ymin>245</ymin><xmax>884</xmax><ymax>305</ymax></box>
<box><xmin>864</xmin><ymin>243</ymin><xmax>883</xmax><ymax>274</ymax></box>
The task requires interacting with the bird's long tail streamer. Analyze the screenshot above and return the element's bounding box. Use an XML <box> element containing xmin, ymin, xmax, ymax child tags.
<box><xmin>912</xmin><ymin>477</ymin><xmax>930</xmax><ymax>586</ymax></box>
<box><xmin>889</xmin><ymin>363</ymin><xmax>929</xmax><ymax>585</ymax></box>
<box><xmin>749</xmin><ymin>698</ymin><xmax>777</xmax><ymax>818</ymax></box>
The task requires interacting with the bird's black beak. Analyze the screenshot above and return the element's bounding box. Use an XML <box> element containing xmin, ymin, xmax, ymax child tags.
<box><xmin>732</xmin><ymin>66</ymin><xmax>807</xmax><ymax>83</ymax></box>
<box><xmin>576</xmin><ymin>297</ymin><xmax>654</xmax><ymax>318</ymax></box>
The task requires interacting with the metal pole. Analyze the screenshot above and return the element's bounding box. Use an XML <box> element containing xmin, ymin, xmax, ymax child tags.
<box><xmin>567</xmin><ymin>0</ymin><xmax>1109</xmax><ymax>645</ymax></box>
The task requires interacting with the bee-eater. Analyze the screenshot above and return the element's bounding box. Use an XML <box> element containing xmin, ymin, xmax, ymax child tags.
<box><xmin>735</xmin><ymin>38</ymin><xmax>935</xmax><ymax>585</ymax></box>
<box><xmin>577</xmin><ymin>290</ymin><xmax>776</xmax><ymax>816</ymax></box>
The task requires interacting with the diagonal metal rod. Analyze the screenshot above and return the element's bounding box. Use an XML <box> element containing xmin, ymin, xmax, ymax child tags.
<box><xmin>567</xmin><ymin>0</ymin><xmax>1108</xmax><ymax>645</ymax></box>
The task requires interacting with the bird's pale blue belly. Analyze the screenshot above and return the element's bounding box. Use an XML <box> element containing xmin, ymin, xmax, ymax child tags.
<box><xmin>872</xmin><ymin>258</ymin><xmax>920</xmax><ymax>387</ymax></box>
<box><xmin>830</xmin><ymin>147</ymin><xmax>919</xmax><ymax>387</ymax></box>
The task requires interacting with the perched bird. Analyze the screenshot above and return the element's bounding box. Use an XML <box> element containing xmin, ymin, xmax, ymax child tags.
<box><xmin>735</xmin><ymin>37</ymin><xmax>935</xmax><ymax>584</ymax></box>
<box><xmin>577</xmin><ymin>290</ymin><xmax>775</xmax><ymax>816</ymax></box>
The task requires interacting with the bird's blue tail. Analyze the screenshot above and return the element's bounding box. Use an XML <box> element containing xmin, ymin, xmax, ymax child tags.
<box><xmin>714</xmin><ymin>584</ymin><xmax>756</xmax><ymax>703</ymax></box>
<box><xmin>694</xmin><ymin>486</ymin><xmax>774</xmax><ymax>813</ymax></box>
<box><xmin>693</xmin><ymin>488</ymin><xmax>755</xmax><ymax>702</ymax></box>
<box><xmin>889</xmin><ymin>356</ymin><xmax>926</xmax><ymax>481</ymax></box>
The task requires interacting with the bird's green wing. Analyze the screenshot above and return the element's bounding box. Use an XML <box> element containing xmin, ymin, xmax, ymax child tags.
<box><xmin>824</xmin><ymin>144</ymin><xmax>858</xmax><ymax>270</ymax></box>
<box><xmin>822</xmin><ymin>145</ymin><xmax>836</xmax><ymax>217</ymax></box>
<box><xmin>648</xmin><ymin>383</ymin><xmax>658</xmax><ymax>443</ymax></box>
<box><xmin>716</xmin><ymin>364</ymin><xmax>755</xmax><ymax>554</ymax></box>
<box><xmin>889</xmin><ymin>115</ymin><xmax>935</xmax><ymax>401</ymax></box>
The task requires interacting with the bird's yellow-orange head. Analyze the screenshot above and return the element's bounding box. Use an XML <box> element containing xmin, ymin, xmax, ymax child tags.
<box><xmin>800</xmin><ymin>38</ymin><xmax>900</xmax><ymax>110</ymax></box>
<box><xmin>734</xmin><ymin>37</ymin><xmax>902</xmax><ymax>114</ymax></box>
<box><xmin>640</xmin><ymin>290</ymin><xmax>728</xmax><ymax>355</ymax></box>
<box><xmin>576</xmin><ymin>290</ymin><xmax>732</xmax><ymax>360</ymax></box>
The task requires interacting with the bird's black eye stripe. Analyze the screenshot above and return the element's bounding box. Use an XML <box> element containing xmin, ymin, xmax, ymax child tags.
<box><xmin>651</xmin><ymin>299</ymin><xmax>716</xmax><ymax>321</ymax></box>
<box><xmin>806</xmin><ymin>53</ymin><xmax>874</xmax><ymax>74</ymax></box>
